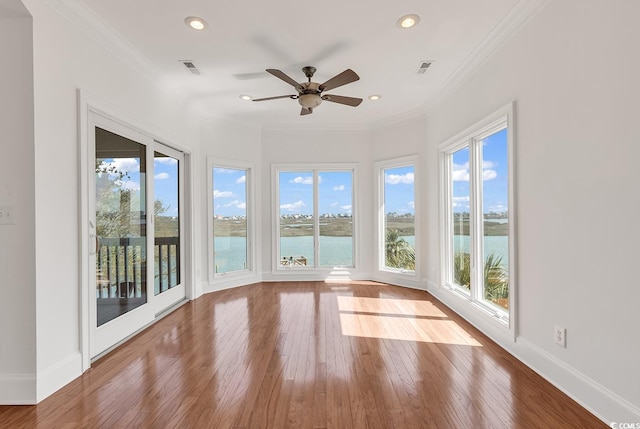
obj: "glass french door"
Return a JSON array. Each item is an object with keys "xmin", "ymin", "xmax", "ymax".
[{"xmin": 89, "ymin": 113, "xmax": 185, "ymax": 358}]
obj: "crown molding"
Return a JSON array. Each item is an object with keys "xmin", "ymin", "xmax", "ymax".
[
  {"xmin": 45, "ymin": 0, "xmax": 161, "ymax": 82},
  {"xmin": 422, "ymin": 0, "xmax": 551, "ymax": 116}
]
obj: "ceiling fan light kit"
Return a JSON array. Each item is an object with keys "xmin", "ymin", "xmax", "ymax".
[{"xmin": 253, "ymin": 66, "xmax": 362, "ymax": 116}]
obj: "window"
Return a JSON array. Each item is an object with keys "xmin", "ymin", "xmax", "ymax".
[
  {"xmin": 375, "ymin": 156, "xmax": 417, "ymax": 274},
  {"xmin": 440, "ymin": 103, "xmax": 514, "ymax": 324},
  {"xmin": 275, "ymin": 166, "xmax": 355, "ymax": 269},
  {"xmin": 208, "ymin": 158, "xmax": 254, "ymax": 279}
]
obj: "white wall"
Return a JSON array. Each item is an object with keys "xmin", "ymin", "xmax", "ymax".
[
  {"xmin": 0, "ymin": 8, "xmax": 36, "ymax": 403},
  {"xmin": 200, "ymin": 117, "xmax": 262, "ymax": 292},
  {"xmin": 370, "ymin": 116, "xmax": 427, "ymax": 288},
  {"xmin": 423, "ymin": 0, "xmax": 640, "ymax": 422},
  {"xmin": 21, "ymin": 0, "xmax": 201, "ymax": 401},
  {"xmin": 4, "ymin": 0, "xmax": 638, "ymax": 423},
  {"xmin": 260, "ymin": 129, "xmax": 373, "ymax": 281}
]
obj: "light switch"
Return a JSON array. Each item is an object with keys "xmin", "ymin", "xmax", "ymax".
[{"xmin": 0, "ymin": 205, "xmax": 15, "ymax": 225}]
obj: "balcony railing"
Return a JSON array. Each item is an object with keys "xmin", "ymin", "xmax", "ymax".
[{"xmin": 96, "ymin": 236, "xmax": 179, "ymax": 299}]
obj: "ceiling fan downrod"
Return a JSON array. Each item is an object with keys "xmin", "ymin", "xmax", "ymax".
[{"xmin": 302, "ymin": 66, "xmax": 316, "ymax": 82}]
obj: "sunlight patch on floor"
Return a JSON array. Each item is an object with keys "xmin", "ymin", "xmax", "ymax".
[
  {"xmin": 337, "ymin": 296, "xmax": 449, "ymax": 318},
  {"xmin": 339, "ymin": 313, "xmax": 482, "ymax": 346},
  {"xmin": 337, "ymin": 296, "xmax": 482, "ymax": 346}
]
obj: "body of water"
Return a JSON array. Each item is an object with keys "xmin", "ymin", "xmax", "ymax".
[
  {"xmin": 453, "ymin": 235, "xmax": 509, "ymax": 267},
  {"xmin": 214, "ymin": 235, "xmax": 508, "ymax": 273}
]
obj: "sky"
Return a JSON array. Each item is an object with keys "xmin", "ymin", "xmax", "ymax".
[
  {"xmin": 211, "ymin": 167, "xmax": 417, "ymax": 218},
  {"xmin": 383, "ymin": 166, "xmax": 415, "ymax": 216},
  {"xmin": 98, "ymin": 155, "xmax": 180, "ymax": 217},
  {"xmin": 102, "ymin": 127, "xmax": 506, "ymax": 220},
  {"xmin": 452, "ymin": 127, "xmax": 508, "ymax": 214},
  {"xmin": 212, "ymin": 167, "xmax": 247, "ymax": 217}
]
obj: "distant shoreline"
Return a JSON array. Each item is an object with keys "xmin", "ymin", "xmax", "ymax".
[{"xmin": 213, "ymin": 216, "xmax": 508, "ymax": 237}]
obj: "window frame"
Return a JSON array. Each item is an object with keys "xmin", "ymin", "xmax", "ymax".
[
  {"xmin": 439, "ymin": 102, "xmax": 516, "ymax": 329},
  {"xmin": 272, "ymin": 163, "xmax": 357, "ymax": 273},
  {"xmin": 374, "ymin": 155, "xmax": 419, "ymax": 277},
  {"xmin": 207, "ymin": 157, "xmax": 256, "ymax": 282}
]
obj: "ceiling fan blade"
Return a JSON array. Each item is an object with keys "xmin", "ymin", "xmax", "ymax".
[
  {"xmin": 319, "ymin": 69, "xmax": 360, "ymax": 92},
  {"xmin": 266, "ymin": 69, "xmax": 302, "ymax": 90},
  {"xmin": 300, "ymin": 107, "xmax": 313, "ymax": 116},
  {"xmin": 321, "ymin": 94, "xmax": 363, "ymax": 107},
  {"xmin": 252, "ymin": 95, "xmax": 297, "ymax": 102}
]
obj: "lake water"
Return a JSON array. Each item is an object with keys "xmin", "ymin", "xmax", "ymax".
[{"xmin": 214, "ymin": 235, "xmax": 508, "ymax": 273}]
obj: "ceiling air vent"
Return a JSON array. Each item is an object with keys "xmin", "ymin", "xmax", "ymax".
[
  {"xmin": 417, "ymin": 61, "xmax": 433, "ymax": 74},
  {"xmin": 180, "ymin": 60, "xmax": 200, "ymax": 75}
]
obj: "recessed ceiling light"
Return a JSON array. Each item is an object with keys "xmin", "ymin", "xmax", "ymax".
[
  {"xmin": 184, "ymin": 16, "xmax": 207, "ymax": 30},
  {"xmin": 397, "ymin": 14, "xmax": 420, "ymax": 29},
  {"xmin": 368, "ymin": 95, "xmax": 382, "ymax": 101},
  {"xmin": 239, "ymin": 95, "xmax": 252, "ymax": 101}
]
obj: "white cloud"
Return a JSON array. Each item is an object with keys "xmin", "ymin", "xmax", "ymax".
[
  {"xmin": 215, "ymin": 168, "xmax": 238, "ymax": 174},
  {"xmin": 385, "ymin": 172, "xmax": 414, "ymax": 185},
  {"xmin": 483, "ymin": 161, "xmax": 496, "ymax": 169},
  {"xmin": 280, "ymin": 200, "xmax": 306, "ymax": 211},
  {"xmin": 483, "ymin": 169, "xmax": 497, "ymax": 181},
  {"xmin": 224, "ymin": 200, "xmax": 246, "ymax": 209},
  {"xmin": 155, "ymin": 157, "xmax": 177, "ymax": 165},
  {"xmin": 154, "ymin": 172, "xmax": 170, "ymax": 180},
  {"xmin": 333, "ymin": 184, "xmax": 345, "ymax": 191},
  {"xmin": 236, "ymin": 175, "xmax": 246, "ymax": 184},
  {"xmin": 452, "ymin": 163, "xmax": 469, "ymax": 182},
  {"xmin": 408, "ymin": 201, "xmax": 415, "ymax": 209},
  {"xmin": 488, "ymin": 203, "xmax": 508, "ymax": 212},
  {"xmin": 452, "ymin": 162, "xmax": 497, "ymax": 181},
  {"xmin": 330, "ymin": 202, "xmax": 338, "ymax": 207},
  {"xmin": 452, "ymin": 195, "xmax": 470, "ymax": 209},
  {"xmin": 120, "ymin": 180, "xmax": 140, "ymax": 191},
  {"xmin": 290, "ymin": 176, "xmax": 313, "ymax": 185},
  {"xmin": 213, "ymin": 190, "xmax": 233, "ymax": 199},
  {"xmin": 110, "ymin": 158, "xmax": 140, "ymax": 174},
  {"xmin": 341, "ymin": 204, "xmax": 352, "ymax": 211}
]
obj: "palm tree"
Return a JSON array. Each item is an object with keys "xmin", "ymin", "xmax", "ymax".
[
  {"xmin": 453, "ymin": 252, "xmax": 509, "ymax": 308},
  {"xmin": 385, "ymin": 229, "xmax": 415, "ymax": 270}
]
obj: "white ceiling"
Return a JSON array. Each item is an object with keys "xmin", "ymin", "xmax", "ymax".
[{"xmin": 72, "ymin": 0, "xmax": 531, "ymax": 128}]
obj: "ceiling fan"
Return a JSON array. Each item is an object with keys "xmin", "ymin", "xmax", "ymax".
[{"xmin": 252, "ymin": 66, "xmax": 362, "ymax": 116}]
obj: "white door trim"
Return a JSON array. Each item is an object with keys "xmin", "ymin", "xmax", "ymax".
[{"xmin": 78, "ymin": 90, "xmax": 194, "ymax": 371}]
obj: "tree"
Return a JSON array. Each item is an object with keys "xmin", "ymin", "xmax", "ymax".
[
  {"xmin": 385, "ymin": 228, "xmax": 415, "ymax": 270},
  {"xmin": 95, "ymin": 160, "xmax": 135, "ymax": 238},
  {"xmin": 453, "ymin": 251, "xmax": 509, "ymax": 308}
]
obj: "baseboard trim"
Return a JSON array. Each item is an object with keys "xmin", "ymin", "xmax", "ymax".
[
  {"xmin": 0, "ymin": 373, "xmax": 36, "ymax": 404},
  {"xmin": 425, "ymin": 279, "xmax": 639, "ymax": 424},
  {"xmin": 37, "ymin": 352, "xmax": 83, "ymax": 402},
  {"xmin": 513, "ymin": 337, "xmax": 640, "ymax": 425}
]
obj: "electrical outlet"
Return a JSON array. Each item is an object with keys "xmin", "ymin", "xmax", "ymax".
[{"xmin": 554, "ymin": 325, "xmax": 566, "ymax": 348}]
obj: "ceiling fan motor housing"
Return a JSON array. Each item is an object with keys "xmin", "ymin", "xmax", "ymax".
[{"xmin": 298, "ymin": 82, "xmax": 322, "ymax": 109}]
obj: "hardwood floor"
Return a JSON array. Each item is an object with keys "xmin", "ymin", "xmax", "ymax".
[{"xmin": 0, "ymin": 281, "xmax": 605, "ymax": 428}]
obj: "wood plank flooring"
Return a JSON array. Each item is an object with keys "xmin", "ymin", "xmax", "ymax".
[{"xmin": 0, "ymin": 281, "xmax": 606, "ymax": 428}]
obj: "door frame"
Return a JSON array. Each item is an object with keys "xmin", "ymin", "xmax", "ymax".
[{"xmin": 78, "ymin": 90, "xmax": 194, "ymax": 371}]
